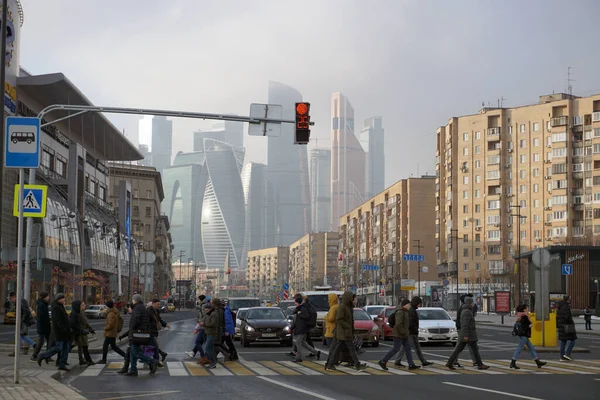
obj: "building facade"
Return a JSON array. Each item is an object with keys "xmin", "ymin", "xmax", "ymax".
[
  {"xmin": 246, "ymin": 247, "xmax": 290, "ymax": 300},
  {"xmin": 138, "ymin": 116, "xmax": 173, "ymax": 174},
  {"xmin": 289, "ymin": 232, "xmax": 340, "ymax": 294},
  {"xmin": 310, "ymin": 148, "xmax": 331, "ymax": 233},
  {"xmin": 435, "ymin": 93, "xmax": 600, "ymax": 302},
  {"xmin": 360, "ymin": 116, "xmax": 385, "ymax": 198},
  {"xmin": 267, "ymin": 81, "xmax": 311, "ymax": 245},
  {"xmin": 241, "ymin": 162, "xmax": 276, "ymax": 256},
  {"xmin": 338, "ymin": 176, "xmax": 437, "ymax": 301},
  {"xmin": 331, "ymin": 92, "xmax": 365, "ymax": 231}
]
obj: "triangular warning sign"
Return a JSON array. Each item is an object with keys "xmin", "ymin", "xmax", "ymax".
[{"xmin": 23, "ymin": 190, "xmax": 41, "ymax": 210}]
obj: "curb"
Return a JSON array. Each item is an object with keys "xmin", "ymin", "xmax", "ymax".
[
  {"xmin": 46, "ymin": 370, "xmax": 87, "ymax": 400},
  {"xmin": 478, "ymin": 321, "xmax": 600, "ymax": 336}
]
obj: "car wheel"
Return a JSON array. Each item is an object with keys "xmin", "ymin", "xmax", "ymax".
[
  {"xmin": 12, "ymin": 139, "xmax": 17, "ymax": 144},
  {"xmin": 27, "ymin": 139, "xmax": 32, "ymax": 144},
  {"xmin": 371, "ymin": 342, "xmax": 379, "ymax": 347},
  {"xmin": 242, "ymin": 334, "xmax": 250, "ymax": 348}
]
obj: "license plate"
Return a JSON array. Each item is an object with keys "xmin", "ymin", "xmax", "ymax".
[
  {"xmin": 433, "ymin": 335, "xmax": 447, "ymax": 339},
  {"xmin": 262, "ymin": 333, "xmax": 277, "ymax": 338}
]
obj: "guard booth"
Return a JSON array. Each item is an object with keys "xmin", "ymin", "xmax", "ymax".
[{"xmin": 516, "ymin": 246, "xmax": 600, "ymax": 310}]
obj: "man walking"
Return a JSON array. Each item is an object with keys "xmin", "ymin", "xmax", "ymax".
[
  {"xmin": 30, "ymin": 291, "xmax": 51, "ymax": 362},
  {"xmin": 97, "ymin": 300, "xmax": 127, "ymax": 364},
  {"xmin": 187, "ymin": 295, "xmax": 209, "ymax": 363},
  {"xmin": 325, "ymin": 291, "xmax": 367, "ymax": 371},
  {"xmin": 201, "ymin": 301, "xmax": 220, "ymax": 368},
  {"xmin": 291, "ymin": 295, "xmax": 320, "ymax": 363},
  {"xmin": 37, "ymin": 293, "xmax": 71, "ymax": 371},
  {"xmin": 446, "ymin": 297, "xmax": 489, "ymax": 370},
  {"xmin": 148, "ymin": 298, "xmax": 170, "ymax": 366},
  {"xmin": 8, "ymin": 291, "xmax": 36, "ymax": 357},
  {"xmin": 125, "ymin": 294, "xmax": 158, "ymax": 376},
  {"xmin": 378, "ymin": 299, "xmax": 421, "ymax": 370},
  {"xmin": 394, "ymin": 296, "xmax": 433, "ymax": 367}
]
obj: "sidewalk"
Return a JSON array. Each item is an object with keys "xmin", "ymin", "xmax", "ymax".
[
  {"xmin": 472, "ymin": 312, "xmax": 600, "ymax": 335},
  {"xmin": 0, "ymin": 333, "xmax": 127, "ymax": 355},
  {"xmin": 0, "ymin": 353, "xmax": 86, "ymax": 400}
]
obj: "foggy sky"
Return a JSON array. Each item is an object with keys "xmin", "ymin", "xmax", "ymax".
[{"xmin": 20, "ymin": 0, "xmax": 600, "ymax": 186}]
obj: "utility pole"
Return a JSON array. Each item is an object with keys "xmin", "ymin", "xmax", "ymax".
[
  {"xmin": 510, "ymin": 205, "xmax": 525, "ymax": 304},
  {"xmin": 450, "ymin": 229, "xmax": 459, "ymax": 311},
  {"xmin": 178, "ymin": 250, "xmax": 185, "ymax": 309},
  {"xmin": 0, "ymin": 0, "xmax": 8, "ymax": 265},
  {"xmin": 413, "ymin": 239, "xmax": 424, "ymax": 297}
]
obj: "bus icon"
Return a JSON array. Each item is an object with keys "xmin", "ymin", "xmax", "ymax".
[{"xmin": 11, "ymin": 131, "xmax": 35, "ymax": 144}]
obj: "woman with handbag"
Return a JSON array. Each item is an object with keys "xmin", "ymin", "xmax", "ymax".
[
  {"xmin": 70, "ymin": 301, "xmax": 96, "ymax": 366},
  {"xmin": 556, "ymin": 295, "xmax": 577, "ymax": 361},
  {"xmin": 510, "ymin": 304, "xmax": 546, "ymax": 369}
]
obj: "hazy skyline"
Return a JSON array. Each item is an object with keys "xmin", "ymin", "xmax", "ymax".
[{"xmin": 20, "ymin": 0, "xmax": 600, "ymax": 186}]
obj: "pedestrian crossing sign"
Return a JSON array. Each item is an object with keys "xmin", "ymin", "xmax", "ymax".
[{"xmin": 13, "ymin": 184, "xmax": 48, "ymax": 218}]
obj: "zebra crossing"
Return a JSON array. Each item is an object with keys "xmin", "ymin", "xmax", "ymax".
[{"xmin": 79, "ymin": 358, "xmax": 600, "ymax": 378}]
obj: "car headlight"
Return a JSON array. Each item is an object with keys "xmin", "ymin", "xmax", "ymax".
[
  {"xmin": 371, "ymin": 325, "xmax": 379, "ymax": 332},
  {"xmin": 419, "ymin": 328, "xmax": 427, "ymax": 333},
  {"xmin": 450, "ymin": 328, "xmax": 456, "ymax": 333},
  {"xmin": 245, "ymin": 325, "xmax": 255, "ymax": 332},
  {"xmin": 283, "ymin": 326, "xmax": 291, "ymax": 332}
]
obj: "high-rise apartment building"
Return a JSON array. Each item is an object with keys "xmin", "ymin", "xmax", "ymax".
[
  {"xmin": 246, "ymin": 247, "xmax": 290, "ymax": 299},
  {"xmin": 310, "ymin": 149, "xmax": 331, "ymax": 233},
  {"xmin": 361, "ymin": 116, "xmax": 385, "ymax": 198},
  {"xmin": 436, "ymin": 93, "xmax": 600, "ymax": 300},
  {"xmin": 338, "ymin": 176, "xmax": 436, "ymax": 302},
  {"xmin": 289, "ymin": 232, "xmax": 340, "ymax": 293},
  {"xmin": 331, "ymin": 93, "xmax": 365, "ymax": 231},
  {"xmin": 267, "ymin": 81, "xmax": 311, "ymax": 245},
  {"xmin": 138, "ymin": 116, "xmax": 173, "ymax": 174}
]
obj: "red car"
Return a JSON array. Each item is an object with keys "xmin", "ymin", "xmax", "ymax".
[
  {"xmin": 353, "ymin": 308, "xmax": 380, "ymax": 347},
  {"xmin": 374, "ymin": 306, "xmax": 396, "ymax": 341}
]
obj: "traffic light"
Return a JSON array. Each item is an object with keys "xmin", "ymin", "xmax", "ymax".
[{"xmin": 295, "ymin": 102, "xmax": 311, "ymax": 144}]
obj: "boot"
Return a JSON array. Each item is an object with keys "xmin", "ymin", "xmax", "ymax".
[
  {"xmin": 197, "ymin": 356, "xmax": 209, "ymax": 365},
  {"xmin": 535, "ymin": 359, "xmax": 547, "ymax": 368},
  {"xmin": 232, "ymin": 350, "xmax": 239, "ymax": 361},
  {"xmin": 118, "ymin": 360, "xmax": 130, "ymax": 374},
  {"xmin": 509, "ymin": 359, "xmax": 520, "ymax": 369}
]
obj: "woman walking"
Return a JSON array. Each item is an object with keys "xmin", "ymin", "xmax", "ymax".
[
  {"xmin": 70, "ymin": 301, "xmax": 96, "ymax": 366},
  {"xmin": 510, "ymin": 304, "xmax": 546, "ymax": 369},
  {"xmin": 556, "ymin": 295, "xmax": 577, "ymax": 361}
]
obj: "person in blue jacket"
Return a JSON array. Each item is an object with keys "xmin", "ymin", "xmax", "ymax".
[{"xmin": 223, "ymin": 301, "xmax": 238, "ymax": 360}]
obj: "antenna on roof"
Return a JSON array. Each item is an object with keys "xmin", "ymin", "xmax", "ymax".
[
  {"xmin": 500, "ymin": 97, "xmax": 506, "ymax": 107},
  {"xmin": 567, "ymin": 67, "xmax": 574, "ymax": 95}
]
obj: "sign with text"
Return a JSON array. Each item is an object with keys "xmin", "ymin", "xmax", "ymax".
[{"xmin": 495, "ymin": 291, "xmax": 511, "ymax": 314}]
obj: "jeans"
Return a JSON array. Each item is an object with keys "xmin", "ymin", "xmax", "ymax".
[
  {"xmin": 447, "ymin": 341, "xmax": 483, "ymax": 366},
  {"xmin": 32, "ymin": 333, "xmax": 50, "ymax": 358},
  {"xmin": 327, "ymin": 339, "xmax": 360, "ymax": 368},
  {"xmin": 20, "ymin": 334, "xmax": 35, "ymax": 347},
  {"xmin": 382, "ymin": 337, "xmax": 414, "ymax": 365},
  {"xmin": 512, "ymin": 336, "xmax": 538, "ymax": 360},
  {"xmin": 397, "ymin": 334, "xmax": 427, "ymax": 364},
  {"xmin": 193, "ymin": 330, "xmax": 206, "ymax": 357},
  {"xmin": 585, "ymin": 319, "xmax": 592, "ymax": 330},
  {"xmin": 293, "ymin": 333, "xmax": 317, "ymax": 361},
  {"xmin": 560, "ymin": 339, "xmax": 576, "ymax": 357},
  {"xmin": 205, "ymin": 335, "xmax": 217, "ymax": 364},
  {"xmin": 151, "ymin": 336, "xmax": 160, "ymax": 360},
  {"xmin": 40, "ymin": 340, "xmax": 70, "ymax": 368},
  {"xmin": 129, "ymin": 344, "xmax": 155, "ymax": 373},
  {"xmin": 101, "ymin": 337, "xmax": 127, "ymax": 361}
]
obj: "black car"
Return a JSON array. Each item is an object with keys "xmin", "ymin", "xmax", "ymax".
[{"xmin": 240, "ymin": 307, "xmax": 292, "ymax": 347}]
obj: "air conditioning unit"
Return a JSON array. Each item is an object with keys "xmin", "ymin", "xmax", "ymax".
[
  {"xmin": 508, "ymin": 149, "xmax": 513, "ymax": 153},
  {"xmin": 494, "ymin": 224, "xmax": 500, "ymax": 227},
  {"xmin": 545, "ymin": 222, "xmax": 552, "ymax": 226},
  {"xmin": 475, "ymin": 227, "xmax": 482, "ymax": 231},
  {"xmin": 545, "ymin": 160, "xmax": 551, "ymax": 164},
  {"xmin": 536, "ymin": 238, "xmax": 542, "ymax": 242},
  {"xmin": 546, "ymin": 237, "xmax": 553, "ymax": 241},
  {"xmin": 544, "ymin": 206, "xmax": 552, "ymax": 210},
  {"xmin": 546, "ymin": 144, "xmax": 552, "ymax": 148},
  {"xmin": 545, "ymin": 176, "xmax": 551, "ymax": 180}
]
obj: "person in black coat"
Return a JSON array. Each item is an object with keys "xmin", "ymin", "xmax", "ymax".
[
  {"xmin": 125, "ymin": 294, "xmax": 157, "ymax": 376},
  {"xmin": 30, "ymin": 292, "xmax": 51, "ymax": 361},
  {"xmin": 395, "ymin": 296, "xmax": 433, "ymax": 367},
  {"xmin": 556, "ymin": 295, "xmax": 577, "ymax": 360},
  {"xmin": 510, "ymin": 304, "xmax": 546, "ymax": 369},
  {"xmin": 147, "ymin": 299, "xmax": 169, "ymax": 365},
  {"xmin": 37, "ymin": 293, "xmax": 72, "ymax": 371}
]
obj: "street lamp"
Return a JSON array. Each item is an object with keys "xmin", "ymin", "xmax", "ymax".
[
  {"xmin": 595, "ymin": 279, "xmax": 600, "ymax": 316},
  {"xmin": 413, "ymin": 239, "xmax": 424, "ymax": 297},
  {"xmin": 510, "ymin": 205, "xmax": 526, "ymax": 304},
  {"xmin": 178, "ymin": 250, "xmax": 186, "ymax": 309}
]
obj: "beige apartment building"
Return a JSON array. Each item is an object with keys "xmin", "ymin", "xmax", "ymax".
[
  {"xmin": 338, "ymin": 176, "xmax": 437, "ymax": 300},
  {"xmin": 289, "ymin": 232, "xmax": 340, "ymax": 293},
  {"xmin": 436, "ymin": 93, "xmax": 600, "ymax": 297},
  {"xmin": 247, "ymin": 247, "xmax": 290, "ymax": 299}
]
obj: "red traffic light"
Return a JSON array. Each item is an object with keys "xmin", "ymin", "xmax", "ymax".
[
  {"xmin": 295, "ymin": 102, "xmax": 311, "ymax": 144},
  {"xmin": 296, "ymin": 103, "xmax": 309, "ymax": 116}
]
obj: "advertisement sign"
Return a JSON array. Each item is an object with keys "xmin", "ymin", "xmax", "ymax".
[
  {"xmin": 430, "ymin": 285, "xmax": 443, "ymax": 307},
  {"xmin": 2, "ymin": 0, "xmax": 22, "ymax": 115},
  {"xmin": 495, "ymin": 291, "xmax": 511, "ymax": 314},
  {"xmin": 400, "ymin": 279, "xmax": 416, "ymax": 291}
]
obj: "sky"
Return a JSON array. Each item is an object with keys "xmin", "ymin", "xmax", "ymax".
[{"xmin": 18, "ymin": 0, "xmax": 600, "ymax": 187}]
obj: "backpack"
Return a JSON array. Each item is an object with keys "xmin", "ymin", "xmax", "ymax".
[
  {"xmin": 512, "ymin": 321, "xmax": 522, "ymax": 336},
  {"xmin": 307, "ymin": 304, "xmax": 317, "ymax": 328},
  {"xmin": 117, "ymin": 314, "xmax": 124, "ymax": 333},
  {"xmin": 388, "ymin": 311, "xmax": 396, "ymax": 328}
]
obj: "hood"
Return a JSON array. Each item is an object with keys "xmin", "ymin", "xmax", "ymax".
[
  {"xmin": 36, "ymin": 298, "xmax": 48, "ymax": 307},
  {"xmin": 212, "ymin": 298, "xmax": 223, "ymax": 309},
  {"xmin": 106, "ymin": 307, "xmax": 119, "ymax": 316},
  {"xmin": 72, "ymin": 301, "xmax": 82, "ymax": 314},
  {"xmin": 341, "ymin": 291, "xmax": 354, "ymax": 307},
  {"xmin": 419, "ymin": 319, "xmax": 457, "ymax": 329},
  {"xmin": 410, "ymin": 296, "xmax": 422, "ymax": 308},
  {"xmin": 246, "ymin": 319, "xmax": 289, "ymax": 329},
  {"xmin": 328, "ymin": 293, "xmax": 338, "ymax": 307}
]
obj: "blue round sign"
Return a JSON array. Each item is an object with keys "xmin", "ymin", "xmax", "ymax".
[
  {"xmin": 283, "ymin": 283, "xmax": 290, "ymax": 290},
  {"xmin": 443, "ymin": 279, "xmax": 449, "ymax": 286}
]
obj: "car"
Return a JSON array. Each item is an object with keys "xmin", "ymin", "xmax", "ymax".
[
  {"xmin": 300, "ymin": 290, "xmax": 343, "ymax": 337},
  {"xmin": 374, "ymin": 306, "xmax": 396, "ymax": 340},
  {"xmin": 239, "ymin": 307, "xmax": 292, "ymax": 347},
  {"xmin": 226, "ymin": 297, "xmax": 261, "ymax": 313},
  {"xmin": 364, "ymin": 305, "xmax": 386, "ymax": 318},
  {"xmin": 353, "ymin": 308, "xmax": 379, "ymax": 347},
  {"xmin": 284, "ymin": 306, "xmax": 295, "ymax": 324},
  {"xmin": 416, "ymin": 307, "xmax": 458, "ymax": 345},
  {"xmin": 277, "ymin": 300, "xmax": 296, "ymax": 310},
  {"xmin": 167, "ymin": 303, "xmax": 175, "ymax": 312},
  {"xmin": 85, "ymin": 305, "xmax": 108, "ymax": 319},
  {"xmin": 234, "ymin": 307, "xmax": 250, "ymax": 340}
]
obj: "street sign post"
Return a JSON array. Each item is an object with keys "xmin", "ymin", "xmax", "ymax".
[
  {"xmin": 403, "ymin": 254, "xmax": 425, "ymax": 262},
  {"xmin": 561, "ymin": 264, "xmax": 573, "ymax": 275},
  {"xmin": 532, "ymin": 248, "xmax": 552, "ymax": 347},
  {"xmin": 12, "ymin": 184, "xmax": 47, "ymax": 218}
]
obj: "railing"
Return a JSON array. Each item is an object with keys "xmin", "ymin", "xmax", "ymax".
[
  {"xmin": 592, "ymin": 112, "xmax": 600, "ymax": 122},
  {"xmin": 551, "ymin": 116, "xmax": 569, "ymax": 127},
  {"xmin": 487, "ymin": 127, "xmax": 501, "ymax": 136}
]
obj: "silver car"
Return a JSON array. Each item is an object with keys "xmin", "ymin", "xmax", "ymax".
[{"xmin": 85, "ymin": 305, "xmax": 108, "ymax": 319}]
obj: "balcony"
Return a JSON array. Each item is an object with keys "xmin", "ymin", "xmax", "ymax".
[
  {"xmin": 551, "ymin": 116, "xmax": 569, "ymax": 127},
  {"xmin": 487, "ymin": 127, "xmax": 501, "ymax": 137},
  {"xmin": 490, "ymin": 267, "xmax": 509, "ymax": 275}
]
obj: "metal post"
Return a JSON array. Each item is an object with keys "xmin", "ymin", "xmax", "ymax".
[
  {"xmin": 13, "ymin": 168, "xmax": 24, "ymax": 384},
  {"xmin": 541, "ymin": 261, "xmax": 545, "ymax": 347},
  {"xmin": 23, "ymin": 169, "xmax": 36, "ymax": 303},
  {"xmin": 127, "ymin": 238, "xmax": 132, "ymax": 301},
  {"xmin": 116, "ymin": 229, "xmax": 122, "ymax": 296},
  {"xmin": 451, "ymin": 229, "xmax": 459, "ymax": 311},
  {"xmin": 413, "ymin": 239, "xmax": 423, "ymax": 297},
  {"xmin": 0, "ymin": 0, "xmax": 8, "ymax": 262},
  {"xmin": 137, "ymin": 245, "xmax": 141, "ymax": 294}
]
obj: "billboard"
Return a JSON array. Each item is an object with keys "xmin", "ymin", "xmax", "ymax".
[
  {"xmin": 2, "ymin": 0, "xmax": 22, "ymax": 115},
  {"xmin": 430, "ymin": 285, "xmax": 443, "ymax": 307},
  {"xmin": 495, "ymin": 291, "xmax": 511, "ymax": 314}
]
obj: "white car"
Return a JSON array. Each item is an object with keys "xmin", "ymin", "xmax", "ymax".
[
  {"xmin": 234, "ymin": 307, "xmax": 250, "ymax": 340},
  {"xmin": 416, "ymin": 307, "xmax": 458, "ymax": 345}
]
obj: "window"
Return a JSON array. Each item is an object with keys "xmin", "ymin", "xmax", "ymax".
[
  {"xmin": 553, "ymin": 211, "xmax": 567, "ymax": 220},
  {"xmin": 463, "ymin": 219, "xmax": 469, "ymax": 227},
  {"xmin": 520, "ymin": 154, "xmax": 526, "ymax": 163},
  {"xmin": 573, "ymin": 164, "xmax": 584, "ymax": 172},
  {"xmin": 533, "ymin": 184, "xmax": 539, "ymax": 193},
  {"xmin": 520, "ymin": 139, "xmax": 527, "ymax": 148},
  {"xmin": 475, "ymin": 204, "xmax": 481, "ymax": 213},
  {"xmin": 533, "ymin": 138, "xmax": 540, "ymax": 146},
  {"xmin": 520, "ymin": 124, "xmax": 526, "ymax": 133},
  {"xmin": 463, "ymin": 132, "xmax": 469, "ymax": 141},
  {"xmin": 487, "ymin": 215, "xmax": 500, "ymax": 224},
  {"xmin": 463, "ymin": 205, "xmax": 469, "ymax": 213},
  {"xmin": 553, "ymin": 179, "xmax": 568, "ymax": 189},
  {"xmin": 463, "ymin": 263, "xmax": 469, "ymax": 272},
  {"xmin": 573, "ymin": 147, "xmax": 583, "ymax": 156},
  {"xmin": 521, "ymin": 231, "xmax": 527, "ymax": 239},
  {"xmin": 534, "ymin": 199, "xmax": 540, "ymax": 208},
  {"xmin": 463, "ymin": 249, "xmax": 468, "ymax": 257},
  {"xmin": 533, "ymin": 153, "xmax": 540, "ymax": 162},
  {"xmin": 508, "ymin": 126, "xmax": 513, "ymax": 135},
  {"xmin": 475, "ymin": 175, "xmax": 481, "ymax": 183},
  {"xmin": 475, "ymin": 160, "xmax": 481, "ymax": 168},
  {"xmin": 552, "ymin": 132, "xmax": 567, "ymax": 142},
  {"xmin": 487, "ymin": 170, "xmax": 500, "ymax": 179},
  {"xmin": 488, "ymin": 155, "xmax": 500, "ymax": 164},
  {"xmin": 42, "ymin": 149, "xmax": 53, "ymax": 170},
  {"xmin": 475, "ymin": 189, "xmax": 481, "ymax": 198},
  {"xmin": 146, "ymin": 190, "xmax": 152, "ymax": 199},
  {"xmin": 534, "ymin": 214, "xmax": 540, "ymax": 223},
  {"xmin": 475, "ymin": 233, "xmax": 481, "ymax": 242},
  {"xmin": 475, "ymin": 145, "xmax": 481, "ymax": 154},
  {"xmin": 508, "ymin": 171, "xmax": 513, "ymax": 180},
  {"xmin": 552, "ymin": 195, "xmax": 568, "ymax": 205},
  {"xmin": 487, "ymin": 230, "xmax": 501, "ymax": 240},
  {"xmin": 533, "ymin": 168, "xmax": 539, "ymax": 177},
  {"xmin": 520, "ymin": 170, "xmax": 526, "ymax": 179},
  {"xmin": 533, "ymin": 122, "xmax": 540, "ymax": 132},
  {"xmin": 594, "ymin": 144, "xmax": 600, "ymax": 154},
  {"xmin": 146, "ymin": 225, "xmax": 151, "ymax": 234},
  {"xmin": 552, "ymin": 163, "xmax": 567, "ymax": 174},
  {"xmin": 133, "ymin": 189, "xmax": 139, "ymax": 198},
  {"xmin": 463, "ymin": 147, "xmax": 468, "ymax": 156},
  {"xmin": 463, "ymin": 176, "xmax": 469, "ymax": 184},
  {"xmin": 594, "ymin": 176, "xmax": 600, "ymax": 186},
  {"xmin": 474, "ymin": 248, "xmax": 481, "ymax": 257},
  {"xmin": 488, "ymin": 245, "xmax": 501, "ymax": 254},
  {"xmin": 476, "ymin": 263, "xmax": 481, "ymax": 271},
  {"xmin": 463, "ymin": 191, "xmax": 469, "ymax": 199},
  {"xmin": 463, "ymin": 234, "xmax": 468, "ymax": 243},
  {"xmin": 553, "ymin": 148, "xmax": 567, "ymax": 158},
  {"xmin": 133, "ymin": 206, "xmax": 140, "ymax": 217},
  {"xmin": 553, "ymin": 227, "xmax": 567, "ymax": 237},
  {"xmin": 488, "ymin": 200, "xmax": 500, "ymax": 209},
  {"xmin": 145, "ymin": 207, "xmax": 152, "ymax": 217},
  {"xmin": 520, "ymin": 200, "xmax": 527, "ymax": 208},
  {"xmin": 594, "ymin": 193, "xmax": 600, "ymax": 203},
  {"xmin": 520, "ymin": 185, "xmax": 527, "ymax": 193},
  {"xmin": 475, "ymin": 131, "xmax": 481, "ymax": 139},
  {"xmin": 573, "ymin": 115, "xmax": 583, "ymax": 125},
  {"xmin": 594, "ymin": 128, "xmax": 600, "ymax": 138}
]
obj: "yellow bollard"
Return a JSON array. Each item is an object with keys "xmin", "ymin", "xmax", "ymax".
[{"xmin": 529, "ymin": 312, "xmax": 557, "ymax": 347}]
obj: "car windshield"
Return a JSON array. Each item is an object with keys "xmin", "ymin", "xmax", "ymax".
[
  {"xmin": 247, "ymin": 308, "xmax": 285, "ymax": 320},
  {"xmin": 366, "ymin": 306, "xmax": 384, "ymax": 316},
  {"xmin": 237, "ymin": 309, "xmax": 248, "ymax": 320},
  {"xmin": 88, "ymin": 306, "xmax": 100, "ymax": 310},
  {"xmin": 278, "ymin": 301, "xmax": 295, "ymax": 310},
  {"xmin": 229, "ymin": 299, "xmax": 261, "ymax": 311},
  {"xmin": 353, "ymin": 309, "xmax": 372, "ymax": 321},
  {"xmin": 385, "ymin": 308, "xmax": 395, "ymax": 318},
  {"xmin": 417, "ymin": 309, "xmax": 451, "ymax": 320},
  {"xmin": 306, "ymin": 295, "xmax": 332, "ymax": 311},
  {"xmin": 286, "ymin": 306, "xmax": 295, "ymax": 316}
]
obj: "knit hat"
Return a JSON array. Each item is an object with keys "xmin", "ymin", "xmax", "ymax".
[
  {"xmin": 464, "ymin": 297, "xmax": 475, "ymax": 307},
  {"xmin": 204, "ymin": 302, "xmax": 212, "ymax": 309},
  {"xmin": 105, "ymin": 300, "xmax": 114, "ymax": 308},
  {"xmin": 55, "ymin": 293, "xmax": 65, "ymax": 301},
  {"xmin": 132, "ymin": 294, "xmax": 143, "ymax": 303},
  {"xmin": 39, "ymin": 291, "xmax": 49, "ymax": 300}
]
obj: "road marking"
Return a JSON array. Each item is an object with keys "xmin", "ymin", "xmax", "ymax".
[
  {"xmin": 257, "ymin": 376, "xmax": 338, "ymax": 400},
  {"xmin": 95, "ymin": 391, "xmax": 181, "ymax": 400},
  {"xmin": 518, "ymin": 360, "xmax": 594, "ymax": 374},
  {"xmin": 166, "ymin": 361, "xmax": 188, "ymax": 376},
  {"xmin": 224, "ymin": 361, "xmax": 254, "ymax": 376},
  {"xmin": 442, "ymin": 382, "xmax": 544, "ymax": 400},
  {"xmin": 258, "ymin": 361, "xmax": 301, "ymax": 375},
  {"xmin": 302, "ymin": 361, "xmax": 346, "ymax": 375},
  {"xmin": 238, "ymin": 360, "xmax": 278, "ymax": 376},
  {"xmin": 498, "ymin": 360, "xmax": 571, "ymax": 375},
  {"xmin": 107, "ymin": 362, "xmax": 124, "ymax": 369},
  {"xmin": 209, "ymin": 363, "xmax": 234, "ymax": 376},
  {"xmin": 280, "ymin": 360, "xmax": 324, "ymax": 375},
  {"xmin": 79, "ymin": 364, "xmax": 104, "ymax": 376},
  {"xmin": 543, "ymin": 359, "xmax": 600, "ymax": 372},
  {"xmin": 184, "ymin": 362, "xmax": 211, "ymax": 376}
]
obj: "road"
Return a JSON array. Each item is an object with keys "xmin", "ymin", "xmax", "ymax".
[{"xmin": 61, "ymin": 312, "xmax": 600, "ymax": 400}]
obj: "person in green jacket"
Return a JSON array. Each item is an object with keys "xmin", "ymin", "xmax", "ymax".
[
  {"xmin": 445, "ymin": 297, "xmax": 489, "ymax": 370},
  {"xmin": 324, "ymin": 291, "xmax": 367, "ymax": 371},
  {"xmin": 378, "ymin": 299, "xmax": 420, "ymax": 370},
  {"xmin": 200, "ymin": 302, "xmax": 220, "ymax": 369}
]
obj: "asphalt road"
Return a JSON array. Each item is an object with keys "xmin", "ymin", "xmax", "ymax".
[{"xmin": 61, "ymin": 313, "xmax": 600, "ymax": 400}]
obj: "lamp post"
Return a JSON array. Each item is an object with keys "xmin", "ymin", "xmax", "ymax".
[
  {"xmin": 450, "ymin": 229, "xmax": 459, "ymax": 311},
  {"xmin": 413, "ymin": 239, "xmax": 424, "ymax": 297},
  {"xmin": 178, "ymin": 250, "xmax": 185, "ymax": 309},
  {"xmin": 595, "ymin": 279, "xmax": 600, "ymax": 316},
  {"xmin": 510, "ymin": 205, "xmax": 525, "ymax": 304}
]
